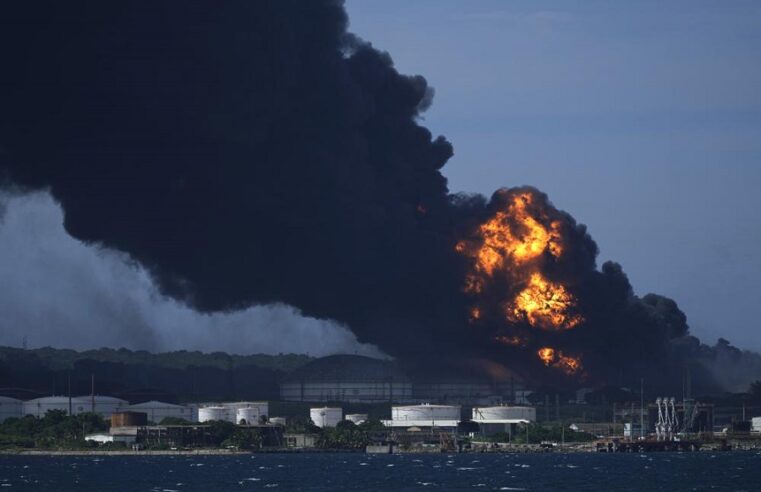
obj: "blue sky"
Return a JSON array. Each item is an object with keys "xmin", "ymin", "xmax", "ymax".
[{"xmin": 346, "ymin": 0, "xmax": 761, "ymax": 350}]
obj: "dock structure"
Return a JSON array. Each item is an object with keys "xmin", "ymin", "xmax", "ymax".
[{"xmin": 596, "ymin": 439, "xmax": 702, "ymax": 453}]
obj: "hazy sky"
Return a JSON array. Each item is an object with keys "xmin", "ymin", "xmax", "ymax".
[{"xmin": 346, "ymin": 0, "xmax": 761, "ymax": 351}]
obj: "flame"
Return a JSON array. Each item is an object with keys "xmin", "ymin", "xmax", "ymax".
[
  {"xmin": 470, "ymin": 193, "xmax": 563, "ymax": 276},
  {"xmin": 537, "ymin": 347, "xmax": 555, "ymax": 366},
  {"xmin": 537, "ymin": 346, "xmax": 582, "ymax": 375},
  {"xmin": 556, "ymin": 353, "xmax": 582, "ymax": 375},
  {"xmin": 508, "ymin": 273, "xmax": 582, "ymax": 330},
  {"xmin": 457, "ymin": 189, "xmax": 582, "ymax": 331},
  {"xmin": 456, "ymin": 188, "xmax": 587, "ymax": 378},
  {"xmin": 496, "ymin": 335, "xmax": 527, "ymax": 346}
]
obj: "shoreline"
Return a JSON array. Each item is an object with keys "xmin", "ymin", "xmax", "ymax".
[{"xmin": 0, "ymin": 446, "xmax": 755, "ymax": 456}]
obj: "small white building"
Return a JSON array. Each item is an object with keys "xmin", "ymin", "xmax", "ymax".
[
  {"xmin": 310, "ymin": 407, "xmax": 342, "ymax": 428},
  {"xmin": 124, "ymin": 401, "xmax": 194, "ymax": 423},
  {"xmin": 752, "ymin": 416, "xmax": 761, "ymax": 433},
  {"xmin": 472, "ymin": 406, "xmax": 535, "ymax": 436},
  {"xmin": 383, "ymin": 404, "xmax": 461, "ymax": 429},
  {"xmin": 75, "ymin": 395, "xmax": 129, "ymax": 418},
  {"xmin": 0, "ymin": 397, "xmax": 23, "ymax": 423},
  {"xmin": 85, "ymin": 433, "xmax": 136, "ymax": 444},
  {"xmin": 22, "ymin": 396, "xmax": 89, "ymax": 418}
]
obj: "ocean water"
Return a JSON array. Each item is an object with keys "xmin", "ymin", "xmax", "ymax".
[{"xmin": 0, "ymin": 452, "xmax": 759, "ymax": 491}]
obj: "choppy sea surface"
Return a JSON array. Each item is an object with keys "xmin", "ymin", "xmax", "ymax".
[{"xmin": 0, "ymin": 452, "xmax": 759, "ymax": 491}]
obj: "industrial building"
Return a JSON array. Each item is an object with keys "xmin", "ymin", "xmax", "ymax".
[
  {"xmin": 310, "ymin": 407, "xmax": 343, "ymax": 428},
  {"xmin": 280, "ymin": 355, "xmax": 412, "ymax": 403},
  {"xmin": 0, "ymin": 396, "xmax": 22, "ymax": 422},
  {"xmin": 382, "ymin": 404, "xmax": 461, "ymax": 430},
  {"xmin": 124, "ymin": 401, "xmax": 195, "ymax": 423},
  {"xmin": 753, "ymin": 417, "xmax": 761, "ymax": 433},
  {"xmin": 471, "ymin": 406, "xmax": 535, "ymax": 436},
  {"xmin": 111, "ymin": 411, "xmax": 148, "ymax": 428}
]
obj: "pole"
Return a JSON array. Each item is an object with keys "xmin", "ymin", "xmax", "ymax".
[
  {"xmin": 68, "ymin": 373, "xmax": 72, "ymax": 416},
  {"xmin": 91, "ymin": 374, "xmax": 95, "ymax": 413},
  {"xmin": 640, "ymin": 378, "xmax": 644, "ymax": 439},
  {"xmin": 630, "ymin": 402, "xmax": 634, "ymax": 442}
]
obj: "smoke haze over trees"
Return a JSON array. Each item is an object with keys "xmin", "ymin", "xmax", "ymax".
[{"xmin": 0, "ymin": 1, "xmax": 758, "ymax": 392}]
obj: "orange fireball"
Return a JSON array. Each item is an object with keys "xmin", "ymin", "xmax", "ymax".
[{"xmin": 508, "ymin": 273, "xmax": 581, "ymax": 330}]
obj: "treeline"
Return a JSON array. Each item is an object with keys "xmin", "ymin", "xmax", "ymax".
[
  {"xmin": 0, "ymin": 410, "xmax": 107, "ymax": 449},
  {"xmin": 0, "ymin": 346, "xmax": 313, "ymax": 403}
]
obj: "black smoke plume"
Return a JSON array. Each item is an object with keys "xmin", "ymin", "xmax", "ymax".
[{"xmin": 0, "ymin": 1, "xmax": 754, "ymax": 393}]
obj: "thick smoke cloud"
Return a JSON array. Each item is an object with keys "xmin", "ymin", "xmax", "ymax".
[
  {"xmin": 0, "ymin": 0, "xmax": 465, "ymax": 359},
  {"xmin": 0, "ymin": 1, "xmax": 756, "ymax": 392}
]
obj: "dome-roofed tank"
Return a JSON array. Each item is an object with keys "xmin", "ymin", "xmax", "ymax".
[
  {"xmin": 285, "ymin": 355, "xmax": 409, "ymax": 383},
  {"xmin": 281, "ymin": 355, "xmax": 412, "ymax": 403},
  {"xmin": 0, "ymin": 396, "xmax": 23, "ymax": 423},
  {"xmin": 23, "ymin": 396, "xmax": 89, "ymax": 418},
  {"xmin": 75, "ymin": 395, "xmax": 129, "ymax": 417}
]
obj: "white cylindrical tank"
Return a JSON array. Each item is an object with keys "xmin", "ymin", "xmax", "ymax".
[
  {"xmin": 0, "ymin": 397, "xmax": 22, "ymax": 423},
  {"xmin": 472, "ymin": 406, "xmax": 536, "ymax": 422},
  {"xmin": 345, "ymin": 413, "xmax": 368, "ymax": 425},
  {"xmin": 310, "ymin": 407, "xmax": 342, "ymax": 428},
  {"xmin": 198, "ymin": 406, "xmax": 228, "ymax": 423},
  {"xmin": 392, "ymin": 404, "xmax": 460, "ymax": 423},
  {"xmin": 269, "ymin": 417, "xmax": 286, "ymax": 426},
  {"xmin": 220, "ymin": 402, "xmax": 268, "ymax": 423},
  {"xmin": 23, "ymin": 396, "xmax": 89, "ymax": 418},
  {"xmin": 236, "ymin": 407, "xmax": 264, "ymax": 425}
]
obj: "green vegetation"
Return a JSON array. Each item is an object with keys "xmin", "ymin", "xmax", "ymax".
[
  {"xmin": 509, "ymin": 423, "xmax": 595, "ymax": 444},
  {"xmin": 315, "ymin": 420, "xmax": 388, "ymax": 450},
  {"xmin": 204, "ymin": 420, "xmax": 262, "ymax": 450},
  {"xmin": 0, "ymin": 346, "xmax": 313, "ymax": 372},
  {"xmin": 159, "ymin": 417, "xmax": 193, "ymax": 426},
  {"xmin": 0, "ymin": 410, "xmax": 107, "ymax": 449},
  {"xmin": 0, "ymin": 345, "xmax": 312, "ymax": 402}
]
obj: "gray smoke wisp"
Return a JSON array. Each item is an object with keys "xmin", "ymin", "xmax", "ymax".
[{"xmin": 0, "ymin": 191, "xmax": 383, "ymax": 357}]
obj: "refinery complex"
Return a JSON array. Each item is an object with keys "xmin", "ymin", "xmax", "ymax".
[{"xmin": 1, "ymin": 354, "xmax": 759, "ymax": 453}]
